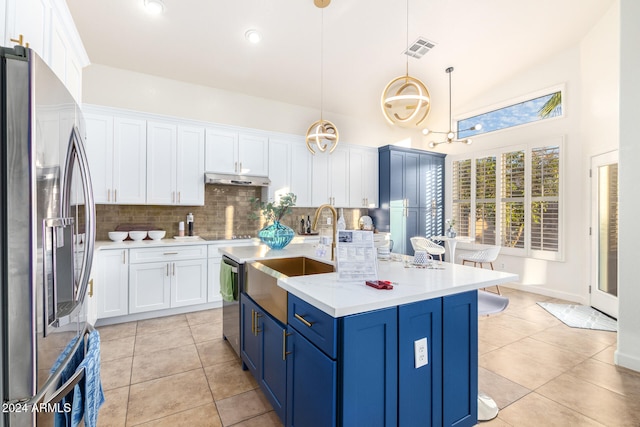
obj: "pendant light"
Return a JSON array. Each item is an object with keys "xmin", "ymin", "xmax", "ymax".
[
  {"xmin": 425, "ymin": 67, "xmax": 482, "ymax": 148},
  {"xmin": 305, "ymin": 0, "xmax": 339, "ymax": 155},
  {"xmin": 380, "ymin": 0, "xmax": 431, "ymax": 128}
]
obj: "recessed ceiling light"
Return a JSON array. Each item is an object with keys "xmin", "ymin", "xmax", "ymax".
[
  {"xmin": 144, "ymin": 0, "xmax": 165, "ymax": 15},
  {"xmin": 245, "ymin": 29, "xmax": 262, "ymax": 44}
]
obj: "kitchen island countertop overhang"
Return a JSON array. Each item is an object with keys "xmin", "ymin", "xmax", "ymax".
[{"xmin": 219, "ymin": 243, "xmax": 519, "ymax": 317}]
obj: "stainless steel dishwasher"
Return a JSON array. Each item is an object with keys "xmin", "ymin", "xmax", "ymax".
[{"xmin": 221, "ymin": 255, "xmax": 245, "ymax": 356}]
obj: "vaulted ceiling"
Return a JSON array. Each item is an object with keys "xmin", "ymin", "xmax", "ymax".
[{"xmin": 67, "ymin": 0, "xmax": 614, "ymax": 125}]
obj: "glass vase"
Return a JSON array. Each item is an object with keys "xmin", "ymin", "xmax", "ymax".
[{"xmin": 258, "ymin": 221, "xmax": 295, "ymax": 250}]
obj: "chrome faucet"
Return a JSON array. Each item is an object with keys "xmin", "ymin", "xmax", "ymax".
[{"xmin": 311, "ymin": 204, "xmax": 337, "ymax": 261}]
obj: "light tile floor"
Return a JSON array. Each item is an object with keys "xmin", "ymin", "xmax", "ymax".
[{"xmin": 96, "ymin": 288, "xmax": 640, "ymax": 426}]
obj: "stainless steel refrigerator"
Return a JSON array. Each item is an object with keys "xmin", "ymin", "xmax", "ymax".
[{"xmin": 1, "ymin": 46, "xmax": 96, "ymax": 426}]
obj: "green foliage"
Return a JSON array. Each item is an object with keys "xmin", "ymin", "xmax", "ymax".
[{"xmin": 250, "ymin": 193, "xmax": 297, "ymax": 223}]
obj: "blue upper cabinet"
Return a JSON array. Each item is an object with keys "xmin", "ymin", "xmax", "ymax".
[{"xmin": 378, "ymin": 145, "xmax": 445, "ymax": 255}]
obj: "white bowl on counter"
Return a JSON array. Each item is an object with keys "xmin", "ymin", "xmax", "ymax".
[
  {"xmin": 148, "ymin": 230, "xmax": 166, "ymax": 241},
  {"xmin": 128, "ymin": 231, "xmax": 147, "ymax": 241},
  {"xmin": 108, "ymin": 231, "xmax": 128, "ymax": 242}
]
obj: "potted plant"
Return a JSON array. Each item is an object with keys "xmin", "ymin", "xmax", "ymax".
[{"xmin": 251, "ymin": 193, "xmax": 297, "ymax": 249}]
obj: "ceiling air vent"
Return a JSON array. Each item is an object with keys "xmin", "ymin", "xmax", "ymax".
[{"xmin": 404, "ymin": 37, "xmax": 436, "ymax": 59}]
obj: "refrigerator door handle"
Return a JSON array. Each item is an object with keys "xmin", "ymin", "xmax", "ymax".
[
  {"xmin": 61, "ymin": 126, "xmax": 96, "ymax": 307},
  {"xmin": 15, "ymin": 324, "xmax": 95, "ymax": 409}
]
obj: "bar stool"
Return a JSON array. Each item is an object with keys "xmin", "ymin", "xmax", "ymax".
[{"xmin": 477, "ymin": 290, "xmax": 510, "ymax": 421}]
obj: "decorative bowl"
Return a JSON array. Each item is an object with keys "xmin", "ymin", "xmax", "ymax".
[
  {"xmin": 128, "ymin": 231, "xmax": 147, "ymax": 241},
  {"xmin": 148, "ymin": 230, "xmax": 166, "ymax": 241},
  {"xmin": 108, "ymin": 231, "xmax": 128, "ymax": 242}
]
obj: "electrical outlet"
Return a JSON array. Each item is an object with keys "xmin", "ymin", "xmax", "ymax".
[
  {"xmin": 414, "ymin": 337, "xmax": 428, "ymax": 368},
  {"xmin": 326, "ymin": 217, "xmax": 332, "ymax": 225},
  {"xmin": 499, "ymin": 263, "xmax": 505, "ymax": 270}
]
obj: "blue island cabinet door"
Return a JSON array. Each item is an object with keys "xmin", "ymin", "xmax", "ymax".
[
  {"xmin": 240, "ymin": 294, "xmax": 261, "ymax": 376},
  {"xmin": 286, "ymin": 327, "xmax": 337, "ymax": 427},
  {"xmin": 341, "ymin": 307, "xmax": 398, "ymax": 427},
  {"xmin": 398, "ymin": 299, "xmax": 443, "ymax": 427},
  {"xmin": 261, "ymin": 312, "xmax": 287, "ymax": 423},
  {"xmin": 442, "ymin": 291, "xmax": 478, "ymax": 427}
]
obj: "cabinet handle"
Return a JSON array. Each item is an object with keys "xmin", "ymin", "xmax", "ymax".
[
  {"xmin": 164, "ymin": 252, "xmax": 179, "ymax": 255},
  {"xmin": 178, "ymin": 192, "xmax": 181, "ymax": 204},
  {"xmin": 172, "ymin": 262, "xmax": 175, "ymax": 276},
  {"xmin": 294, "ymin": 313, "xmax": 314, "ymax": 328},
  {"xmin": 235, "ymin": 161, "xmax": 238, "ymax": 173},
  {"xmin": 10, "ymin": 34, "xmax": 29, "ymax": 48},
  {"xmin": 283, "ymin": 330, "xmax": 292, "ymax": 360},
  {"xmin": 122, "ymin": 250, "xmax": 126, "ymax": 264},
  {"xmin": 166, "ymin": 264, "xmax": 169, "ymax": 276},
  {"xmin": 239, "ymin": 162, "xmax": 242, "ymax": 173},
  {"xmin": 251, "ymin": 309, "xmax": 255, "ymax": 335},
  {"xmin": 107, "ymin": 189, "xmax": 111, "ymax": 202},
  {"xmin": 88, "ymin": 279, "xmax": 94, "ymax": 297},
  {"xmin": 114, "ymin": 189, "xmax": 117, "ymax": 203},
  {"xmin": 172, "ymin": 191, "xmax": 175, "ymax": 203},
  {"xmin": 254, "ymin": 312, "xmax": 262, "ymax": 335}
]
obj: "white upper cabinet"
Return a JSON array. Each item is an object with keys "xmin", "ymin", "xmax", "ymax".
[
  {"xmin": 312, "ymin": 146, "xmax": 349, "ymax": 207},
  {"xmin": 267, "ymin": 137, "xmax": 292, "ymax": 203},
  {"xmin": 267, "ymin": 135, "xmax": 313, "ymax": 207},
  {"xmin": 176, "ymin": 125, "xmax": 205, "ymax": 205},
  {"xmin": 290, "ymin": 141, "xmax": 313, "ymax": 207},
  {"xmin": 349, "ymin": 147, "xmax": 379, "ymax": 208},
  {"xmin": 112, "ymin": 117, "xmax": 147, "ymax": 204},
  {"xmin": 4, "ymin": 0, "xmax": 89, "ymax": 101},
  {"xmin": 146, "ymin": 121, "xmax": 178, "ymax": 205},
  {"xmin": 205, "ymin": 127, "xmax": 269, "ymax": 177},
  {"xmin": 86, "ymin": 112, "xmax": 147, "ymax": 205}
]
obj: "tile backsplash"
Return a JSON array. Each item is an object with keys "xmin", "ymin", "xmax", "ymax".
[{"xmin": 95, "ymin": 185, "xmax": 368, "ymax": 241}]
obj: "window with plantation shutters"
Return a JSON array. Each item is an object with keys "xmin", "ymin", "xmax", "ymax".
[
  {"xmin": 501, "ymin": 151, "xmax": 525, "ymax": 248},
  {"xmin": 531, "ymin": 146, "xmax": 560, "ymax": 252},
  {"xmin": 475, "ymin": 156, "xmax": 496, "ymax": 244},
  {"xmin": 448, "ymin": 137, "xmax": 563, "ymax": 261},
  {"xmin": 452, "ymin": 159, "xmax": 472, "ymax": 237}
]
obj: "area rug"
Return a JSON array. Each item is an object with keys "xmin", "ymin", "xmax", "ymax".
[{"xmin": 537, "ymin": 302, "xmax": 617, "ymax": 332}]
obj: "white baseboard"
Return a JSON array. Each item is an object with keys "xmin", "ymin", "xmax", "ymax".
[
  {"xmin": 501, "ymin": 282, "xmax": 587, "ymax": 304},
  {"xmin": 615, "ymin": 349, "xmax": 640, "ymax": 373}
]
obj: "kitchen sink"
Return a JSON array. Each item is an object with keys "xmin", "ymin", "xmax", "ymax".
[{"xmin": 246, "ymin": 257, "xmax": 334, "ymax": 323}]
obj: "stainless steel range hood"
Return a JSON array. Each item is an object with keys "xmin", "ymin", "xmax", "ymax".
[{"xmin": 205, "ymin": 172, "xmax": 271, "ymax": 187}]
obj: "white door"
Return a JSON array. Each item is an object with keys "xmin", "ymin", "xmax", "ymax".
[
  {"xmin": 146, "ymin": 121, "xmax": 177, "ymax": 205},
  {"xmin": 329, "ymin": 147, "xmax": 349, "ymax": 207},
  {"xmin": 205, "ymin": 127, "xmax": 238, "ymax": 174},
  {"xmin": 291, "ymin": 142, "xmax": 312, "ymax": 207},
  {"xmin": 349, "ymin": 149, "xmax": 365, "ymax": 208},
  {"xmin": 267, "ymin": 138, "xmax": 291, "ymax": 202},
  {"xmin": 172, "ymin": 259, "xmax": 208, "ymax": 307},
  {"xmin": 84, "ymin": 114, "xmax": 114, "ymax": 204},
  {"xmin": 176, "ymin": 125, "xmax": 205, "ymax": 205},
  {"xmin": 113, "ymin": 117, "xmax": 147, "ymax": 204},
  {"xmin": 239, "ymin": 133, "xmax": 269, "ymax": 176},
  {"xmin": 96, "ymin": 249, "xmax": 129, "ymax": 319},
  {"xmin": 590, "ymin": 151, "xmax": 618, "ymax": 318},
  {"xmin": 312, "ymin": 153, "xmax": 330, "ymax": 206},
  {"xmin": 129, "ymin": 262, "xmax": 171, "ymax": 313}
]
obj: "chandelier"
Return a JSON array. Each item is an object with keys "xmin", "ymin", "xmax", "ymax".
[
  {"xmin": 380, "ymin": 0, "xmax": 431, "ymax": 128},
  {"xmin": 425, "ymin": 67, "xmax": 482, "ymax": 149},
  {"xmin": 305, "ymin": 0, "xmax": 339, "ymax": 155}
]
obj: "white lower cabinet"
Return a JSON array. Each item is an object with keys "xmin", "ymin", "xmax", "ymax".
[
  {"xmin": 95, "ymin": 249, "xmax": 129, "ymax": 319},
  {"xmin": 208, "ymin": 256, "xmax": 221, "ymax": 303},
  {"xmin": 129, "ymin": 245, "xmax": 208, "ymax": 314}
]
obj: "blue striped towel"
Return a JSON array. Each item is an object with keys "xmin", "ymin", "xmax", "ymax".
[
  {"xmin": 50, "ymin": 334, "xmax": 84, "ymax": 427},
  {"xmin": 71, "ymin": 330, "xmax": 105, "ymax": 427}
]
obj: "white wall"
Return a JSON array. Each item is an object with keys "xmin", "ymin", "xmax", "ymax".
[
  {"xmin": 617, "ymin": 0, "xmax": 640, "ymax": 372},
  {"xmin": 81, "ymin": 64, "xmax": 422, "ymax": 148}
]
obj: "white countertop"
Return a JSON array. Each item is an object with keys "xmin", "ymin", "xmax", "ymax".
[
  {"xmin": 220, "ymin": 243, "xmax": 518, "ymax": 318},
  {"xmin": 95, "ymin": 237, "xmax": 259, "ymax": 250}
]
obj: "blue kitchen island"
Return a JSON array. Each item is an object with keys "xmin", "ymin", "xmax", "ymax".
[{"xmin": 220, "ymin": 244, "xmax": 518, "ymax": 427}]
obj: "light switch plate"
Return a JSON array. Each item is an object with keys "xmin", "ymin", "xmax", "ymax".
[{"xmin": 414, "ymin": 337, "xmax": 428, "ymax": 368}]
